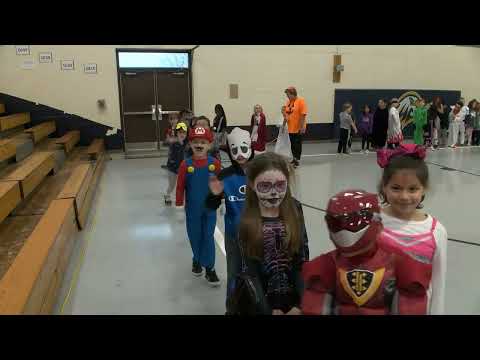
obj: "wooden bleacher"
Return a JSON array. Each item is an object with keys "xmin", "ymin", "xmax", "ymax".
[
  {"xmin": 55, "ymin": 130, "xmax": 80, "ymax": 154},
  {"xmin": 0, "ymin": 128, "xmax": 107, "ymax": 314},
  {"xmin": 0, "ymin": 139, "xmax": 16, "ymax": 163},
  {"xmin": 0, "ymin": 181, "xmax": 21, "ymax": 224},
  {"xmin": 1, "ymin": 152, "xmax": 56, "ymax": 199},
  {"xmin": 0, "ymin": 113, "xmax": 30, "ymax": 132},
  {"xmin": 24, "ymin": 121, "xmax": 56, "ymax": 144},
  {"xmin": 0, "ymin": 198, "xmax": 77, "ymax": 314},
  {"xmin": 0, "ymin": 104, "xmax": 5, "ymax": 114},
  {"xmin": 87, "ymin": 138, "xmax": 104, "ymax": 160}
]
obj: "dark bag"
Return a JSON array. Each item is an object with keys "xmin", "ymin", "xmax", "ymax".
[
  {"xmin": 227, "ymin": 272, "xmax": 262, "ymax": 315},
  {"xmin": 226, "ymin": 240, "xmax": 265, "ymax": 315}
]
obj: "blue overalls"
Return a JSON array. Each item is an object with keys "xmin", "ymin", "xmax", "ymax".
[
  {"xmin": 185, "ymin": 156, "xmax": 217, "ymax": 270},
  {"xmin": 222, "ymin": 173, "xmax": 247, "ymax": 300}
]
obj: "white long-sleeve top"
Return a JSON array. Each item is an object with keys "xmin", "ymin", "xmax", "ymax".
[
  {"xmin": 381, "ymin": 212, "xmax": 448, "ymax": 315},
  {"xmin": 388, "ymin": 107, "xmax": 402, "ymax": 139},
  {"xmin": 450, "ymin": 105, "xmax": 468, "ymax": 122}
]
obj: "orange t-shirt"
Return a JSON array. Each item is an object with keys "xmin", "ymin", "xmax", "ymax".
[{"xmin": 285, "ymin": 96, "xmax": 308, "ymax": 134}]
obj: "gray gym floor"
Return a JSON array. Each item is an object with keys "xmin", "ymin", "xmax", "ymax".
[{"xmin": 55, "ymin": 142, "xmax": 480, "ymax": 315}]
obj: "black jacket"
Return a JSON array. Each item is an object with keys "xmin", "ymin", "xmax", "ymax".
[
  {"xmin": 231, "ymin": 199, "xmax": 310, "ymax": 314},
  {"xmin": 166, "ymin": 140, "xmax": 187, "ymax": 174}
]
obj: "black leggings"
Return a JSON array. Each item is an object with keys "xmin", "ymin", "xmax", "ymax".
[
  {"xmin": 472, "ymin": 130, "xmax": 480, "ymax": 146},
  {"xmin": 338, "ymin": 128, "xmax": 350, "ymax": 153},
  {"xmin": 361, "ymin": 134, "xmax": 371, "ymax": 150}
]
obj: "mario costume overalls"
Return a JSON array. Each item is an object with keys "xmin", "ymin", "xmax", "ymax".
[{"xmin": 176, "ymin": 127, "xmax": 221, "ymax": 270}]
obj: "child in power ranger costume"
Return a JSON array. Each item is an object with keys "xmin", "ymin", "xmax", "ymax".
[
  {"xmin": 176, "ymin": 126, "xmax": 222, "ymax": 286},
  {"xmin": 301, "ymin": 189, "xmax": 432, "ymax": 315}
]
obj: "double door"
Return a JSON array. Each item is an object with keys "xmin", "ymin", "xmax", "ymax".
[{"xmin": 120, "ymin": 70, "xmax": 191, "ymax": 153}]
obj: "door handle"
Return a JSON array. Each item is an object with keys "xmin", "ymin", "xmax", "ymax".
[{"xmin": 152, "ymin": 105, "xmax": 157, "ymax": 121}]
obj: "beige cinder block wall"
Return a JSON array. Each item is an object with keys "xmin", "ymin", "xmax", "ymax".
[{"xmin": 1, "ymin": 45, "xmax": 479, "ymax": 131}]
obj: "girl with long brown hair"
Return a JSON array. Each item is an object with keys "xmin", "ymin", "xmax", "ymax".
[{"xmin": 233, "ymin": 152, "xmax": 309, "ymax": 315}]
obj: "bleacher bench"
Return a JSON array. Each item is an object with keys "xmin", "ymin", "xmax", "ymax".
[
  {"xmin": 87, "ymin": 138, "xmax": 104, "ymax": 160},
  {"xmin": 0, "ymin": 139, "xmax": 16, "ymax": 163},
  {"xmin": 0, "ymin": 113, "xmax": 30, "ymax": 132},
  {"xmin": 57, "ymin": 163, "xmax": 94, "ymax": 229},
  {"xmin": 24, "ymin": 121, "xmax": 56, "ymax": 144},
  {"xmin": 0, "ymin": 181, "xmax": 21, "ymax": 224},
  {"xmin": 0, "ymin": 198, "xmax": 77, "ymax": 314},
  {"xmin": 55, "ymin": 131, "xmax": 80, "ymax": 154},
  {"xmin": 1, "ymin": 152, "xmax": 55, "ymax": 199}
]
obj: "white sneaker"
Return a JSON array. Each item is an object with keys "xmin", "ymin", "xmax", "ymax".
[{"xmin": 365, "ymin": 149, "xmax": 369, "ymax": 154}]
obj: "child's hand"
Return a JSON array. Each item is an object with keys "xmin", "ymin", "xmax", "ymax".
[
  {"xmin": 209, "ymin": 176, "xmax": 224, "ymax": 195},
  {"xmin": 167, "ymin": 136, "xmax": 178, "ymax": 144},
  {"xmin": 272, "ymin": 309, "xmax": 284, "ymax": 315}
]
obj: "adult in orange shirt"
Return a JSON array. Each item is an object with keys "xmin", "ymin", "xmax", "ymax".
[{"xmin": 282, "ymin": 86, "xmax": 308, "ymax": 168}]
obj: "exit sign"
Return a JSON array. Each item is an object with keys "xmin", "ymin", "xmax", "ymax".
[
  {"xmin": 84, "ymin": 63, "xmax": 97, "ymax": 74},
  {"xmin": 61, "ymin": 60, "xmax": 75, "ymax": 71},
  {"xmin": 16, "ymin": 45, "xmax": 30, "ymax": 55}
]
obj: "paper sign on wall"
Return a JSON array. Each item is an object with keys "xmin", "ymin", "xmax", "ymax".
[
  {"xmin": 39, "ymin": 52, "xmax": 53, "ymax": 63},
  {"xmin": 16, "ymin": 45, "xmax": 30, "ymax": 55},
  {"xmin": 20, "ymin": 58, "xmax": 35, "ymax": 69},
  {"xmin": 84, "ymin": 63, "xmax": 97, "ymax": 74},
  {"xmin": 61, "ymin": 60, "xmax": 75, "ymax": 71}
]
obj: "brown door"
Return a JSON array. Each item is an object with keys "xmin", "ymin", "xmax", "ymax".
[
  {"xmin": 156, "ymin": 70, "xmax": 191, "ymax": 141},
  {"xmin": 120, "ymin": 71, "xmax": 159, "ymax": 150}
]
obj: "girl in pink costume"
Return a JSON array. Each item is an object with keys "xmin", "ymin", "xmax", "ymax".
[{"xmin": 376, "ymin": 144, "xmax": 447, "ymax": 314}]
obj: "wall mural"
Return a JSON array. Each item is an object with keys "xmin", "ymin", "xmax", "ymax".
[{"xmin": 333, "ymin": 89, "xmax": 461, "ymax": 138}]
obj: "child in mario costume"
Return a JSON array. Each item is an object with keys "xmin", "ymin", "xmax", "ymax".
[
  {"xmin": 301, "ymin": 189, "xmax": 432, "ymax": 315},
  {"xmin": 176, "ymin": 126, "xmax": 222, "ymax": 287}
]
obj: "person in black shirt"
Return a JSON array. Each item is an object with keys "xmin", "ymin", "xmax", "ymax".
[
  {"xmin": 212, "ymin": 104, "xmax": 228, "ymax": 154},
  {"xmin": 371, "ymin": 99, "xmax": 389, "ymax": 149}
]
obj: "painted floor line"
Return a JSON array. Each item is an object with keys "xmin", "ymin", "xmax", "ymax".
[{"xmin": 214, "ymin": 226, "xmax": 226, "ymax": 256}]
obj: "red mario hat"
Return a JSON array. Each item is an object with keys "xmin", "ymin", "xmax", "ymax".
[{"xmin": 188, "ymin": 126, "xmax": 214, "ymax": 143}]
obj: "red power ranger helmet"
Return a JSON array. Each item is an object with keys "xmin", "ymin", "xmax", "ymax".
[{"xmin": 325, "ymin": 189, "xmax": 382, "ymax": 255}]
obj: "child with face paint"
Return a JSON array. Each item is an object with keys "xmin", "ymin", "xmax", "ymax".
[
  {"xmin": 176, "ymin": 126, "xmax": 222, "ymax": 286},
  {"xmin": 233, "ymin": 152, "xmax": 310, "ymax": 315},
  {"xmin": 205, "ymin": 127, "xmax": 255, "ymax": 313}
]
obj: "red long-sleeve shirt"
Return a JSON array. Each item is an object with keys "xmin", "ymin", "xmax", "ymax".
[
  {"xmin": 176, "ymin": 157, "xmax": 221, "ymax": 206},
  {"xmin": 250, "ymin": 113, "xmax": 267, "ymax": 152}
]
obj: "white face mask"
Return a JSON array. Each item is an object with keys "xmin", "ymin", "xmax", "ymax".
[
  {"xmin": 227, "ymin": 127, "xmax": 252, "ymax": 161},
  {"xmin": 253, "ymin": 170, "xmax": 288, "ymax": 209}
]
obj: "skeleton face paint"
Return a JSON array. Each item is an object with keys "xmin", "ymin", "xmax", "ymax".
[
  {"xmin": 227, "ymin": 127, "xmax": 252, "ymax": 163},
  {"xmin": 253, "ymin": 170, "xmax": 288, "ymax": 209}
]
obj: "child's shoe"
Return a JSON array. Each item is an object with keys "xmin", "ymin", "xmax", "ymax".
[
  {"xmin": 205, "ymin": 268, "xmax": 220, "ymax": 287},
  {"xmin": 192, "ymin": 261, "xmax": 203, "ymax": 277}
]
